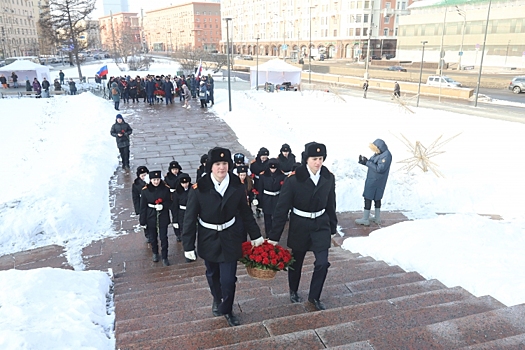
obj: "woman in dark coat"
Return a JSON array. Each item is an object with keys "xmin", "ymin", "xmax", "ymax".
[
  {"xmin": 164, "ymin": 160, "xmax": 182, "ymax": 236},
  {"xmin": 128, "ymin": 78, "xmax": 138, "ymax": 102},
  {"xmin": 198, "ymin": 81, "xmax": 208, "ymax": 108},
  {"xmin": 277, "ymin": 143, "xmax": 297, "ymax": 175},
  {"xmin": 249, "ymin": 147, "xmax": 270, "ymax": 218},
  {"xmin": 32, "ymin": 78, "xmax": 42, "ymax": 96},
  {"xmin": 140, "ymin": 170, "xmax": 173, "ymax": 266},
  {"xmin": 132, "ymin": 166, "xmax": 150, "ymax": 243},
  {"xmin": 257, "ymin": 158, "xmax": 286, "ymax": 235},
  {"xmin": 163, "ymin": 77, "xmax": 174, "ymax": 105},
  {"xmin": 355, "ymin": 138, "xmax": 392, "ymax": 226},
  {"xmin": 170, "ymin": 173, "xmax": 192, "ymax": 242}
]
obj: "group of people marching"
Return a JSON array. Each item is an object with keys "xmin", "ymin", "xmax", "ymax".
[
  {"xmin": 123, "ymin": 133, "xmax": 392, "ymax": 327},
  {"xmin": 106, "ymin": 73, "xmax": 214, "ymax": 111}
]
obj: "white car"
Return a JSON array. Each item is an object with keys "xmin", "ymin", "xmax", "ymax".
[{"xmin": 426, "ymin": 75, "xmax": 462, "ymax": 87}]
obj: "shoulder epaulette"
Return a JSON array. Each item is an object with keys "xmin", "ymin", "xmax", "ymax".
[
  {"xmin": 260, "ymin": 171, "xmax": 265, "ymax": 175},
  {"xmin": 288, "ymin": 171, "xmax": 296, "ymax": 177},
  {"xmin": 142, "ymin": 185, "xmax": 148, "ymax": 190},
  {"xmin": 192, "ymin": 183, "xmax": 198, "ymax": 189},
  {"xmin": 165, "ymin": 183, "xmax": 171, "ymax": 188},
  {"xmin": 250, "ymin": 159, "xmax": 256, "ymax": 164}
]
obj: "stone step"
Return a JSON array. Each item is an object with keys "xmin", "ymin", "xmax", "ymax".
[
  {"xmin": 207, "ymin": 330, "xmax": 325, "ymax": 350},
  {"xmin": 357, "ymin": 303, "xmax": 525, "ymax": 349},
  {"xmin": 264, "ymin": 286, "xmax": 475, "ymax": 337},
  {"xmin": 117, "ymin": 303, "xmax": 306, "ymax": 346},
  {"xmin": 459, "ymin": 333, "xmax": 525, "ymax": 349},
  {"xmin": 114, "ymin": 256, "xmax": 376, "ymax": 302},
  {"xmin": 315, "ymin": 295, "xmax": 506, "ymax": 347}
]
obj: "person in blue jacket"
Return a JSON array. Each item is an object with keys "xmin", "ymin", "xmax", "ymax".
[
  {"xmin": 198, "ymin": 81, "xmax": 208, "ymax": 108},
  {"xmin": 355, "ymin": 139, "xmax": 392, "ymax": 226}
]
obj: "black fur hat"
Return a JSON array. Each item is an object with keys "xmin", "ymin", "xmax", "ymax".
[
  {"xmin": 268, "ymin": 158, "xmax": 280, "ymax": 169},
  {"xmin": 233, "ymin": 153, "xmax": 245, "ymax": 164},
  {"xmin": 149, "ymin": 170, "xmax": 162, "ymax": 179},
  {"xmin": 200, "ymin": 154, "xmax": 208, "ymax": 165},
  {"xmin": 179, "ymin": 173, "xmax": 191, "ymax": 183},
  {"xmin": 236, "ymin": 165, "xmax": 249, "ymax": 174},
  {"xmin": 280, "ymin": 143, "xmax": 291, "ymax": 153},
  {"xmin": 257, "ymin": 147, "xmax": 269, "ymax": 157},
  {"xmin": 136, "ymin": 166, "xmax": 149, "ymax": 177},
  {"xmin": 206, "ymin": 147, "xmax": 233, "ymax": 173},
  {"xmin": 169, "ymin": 161, "xmax": 182, "ymax": 171},
  {"xmin": 302, "ymin": 142, "xmax": 327, "ymax": 163}
]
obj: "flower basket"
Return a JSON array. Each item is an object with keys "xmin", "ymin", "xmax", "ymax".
[
  {"xmin": 239, "ymin": 241, "xmax": 295, "ymax": 281},
  {"xmin": 246, "ymin": 266, "xmax": 277, "ymax": 280}
]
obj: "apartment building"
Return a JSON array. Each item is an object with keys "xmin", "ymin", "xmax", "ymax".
[
  {"xmin": 219, "ymin": 0, "xmax": 413, "ymax": 60},
  {"xmin": 397, "ymin": 0, "xmax": 525, "ymax": 68},
  {"xmin": 99, "ymin": 12, "xmax": 141, "ymax": 53},
  {"xmin": 0, "ymin": 0, "xmax": 40, "ymax": 58},
  {"xmin": 144, "ymin": 1, "xmax": 221, "ymax": 52}
]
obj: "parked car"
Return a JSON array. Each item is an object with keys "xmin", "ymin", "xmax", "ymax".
[
  {"xmin": 386, "ymin": 66, "xmax": 407, "ymax": 72},
  {"xmin": 371, "ymin": 55, "xmax": 382, "ymax": 60},
  {"xmin": 426, "ymin": 75, "xmax": 462, "ymax": 87},
  {"xmin": 508, "ymin": 76, "xmax": 525, "ymax": 94},
  {"xmin": 93, "ymin": 54, "xmax": 102, "ymax": 60},
  {"xmin": 383, "ymin": 54, "xmax": 395, "ymax": 59},
  {"xmin": 242, "ymin": 55, "xmax": 253, "ymax": 60}
]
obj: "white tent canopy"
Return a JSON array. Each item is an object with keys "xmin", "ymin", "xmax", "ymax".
[
  {"xmin": 249, "ymin": 59, "xmax": 301, "ymax": 89},
  {"xmin": 0, "ymin": 60, "xmax": 51, "ymax": 84}
]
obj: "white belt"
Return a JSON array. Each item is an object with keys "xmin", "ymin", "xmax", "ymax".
[
  {"xmin": 254, "ymin": 174, "xmax": 260, "ymax": 179},
  {"xmin": 263, "ymin": 190, "xmax": 280, "ymax": 196},
  {"xmin": 292, "ymin": 208, "xmax": 325, "ymax": 219},
  {"xmin": 179, "ymin": 205, "xmax": 186, "ymax": 210},
  {"xmin": 198, "ymin": 217, "xmax": 236, "ymax": 231},
  {"xmin": 284, "ymin": 171, "xmax": 292, "ymax": 175},
  {"xmin": 170, "ymin": 188, "xmax": 175, "ymax": 192},
  {"xmin": 148, "ymin": 204, "xmax": 157, "ymax": 209}
]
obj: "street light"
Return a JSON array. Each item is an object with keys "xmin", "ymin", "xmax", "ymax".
[
  {"xmin": 308, "ymin": 5, "xmax": 316, "ymax": 83},
  {"xmin": 224, "ymin": 18, "xmax": 232, "ymax": 111},
  {"xmin": 256, "ymin": 36, "xmax": 260, "ymax": 90},
  {"xmin": 455, "ymin": 6, "xmax": 466, "ymax": 71},
  {"xmin": 474, "ymin": 0, "xmax": 492, "ymax": 107},
  {"xmin": 417, "ymin": 40, "xmax": 428, "ymax": 107}
]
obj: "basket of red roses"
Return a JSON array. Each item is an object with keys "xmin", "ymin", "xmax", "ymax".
[{"xmin": 239, "ymin": 241, "xmax": 294, "ymax": 280}]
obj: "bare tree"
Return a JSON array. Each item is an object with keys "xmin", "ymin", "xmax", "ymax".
[
  {"xmin": 172, "ymin": 48, "xmax": 230, "ymax": 75},
  {"xmin": 39, "ymin": 0, "xmax": 96, "ymax": 79}
]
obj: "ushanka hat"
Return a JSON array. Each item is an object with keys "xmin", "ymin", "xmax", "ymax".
[
  {"xmin": 136, "ymin": 166, "xmax": 149, "ymax": 176},
  {"xmin": 257, "ymin": 147, "xmax": 270, "ymax": 157},
  {"xmin": 302, "ymin": 142, "xmax": 327, "ymax": 163},
  {"xmin": 280, "ymin": 143, "xmax": 291, "ymax": 153},
  {"xmin": 200, "ymin": 154, "xmax": 208, "ymax": 165},
  {"xmin": 233, "ymin": 152, "xmax": 245, "ymax": 163},
  {"xmin": 178, "ymin": 173, "xmax": 191, "ymax": 183},
  {"xmin": 206, "ymin": 147, "xmax": 233, "ymax": 173},
  {"xmin": 268, "ymin": 158, "xmax": 280, "ymax": 169},
  {"xmin": 149, "ymin": 170, "xmax": 162, "ymax": 179},
  {"xmin": 236, "ymin": 165, "xmax": 249, "ymax": 174},
  {"xmin": 169, "ymin": 161, "xmax": 182, "ymax": 171}
]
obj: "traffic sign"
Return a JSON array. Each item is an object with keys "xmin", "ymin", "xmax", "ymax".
[
  {"xmin": 459, "ymin": 51, "xmax": 463, "ymax": 56},
  {"xmin": 281, "ymin": 44, "xmax": 288, "ymax": 50}
]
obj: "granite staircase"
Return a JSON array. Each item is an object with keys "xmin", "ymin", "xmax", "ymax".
[{"xmin": 113, "ymin": 245, "xmax": 525, "ymax": 350}]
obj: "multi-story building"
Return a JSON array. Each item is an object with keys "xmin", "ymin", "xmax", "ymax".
[
  {"xmin": 0, "ymin": 0, "xmax": 40, "ymax": 58},
  {"xmin": 397, "ymin": 0, "xmax": 525, "ymax": 69},
  {"xmin": 102, "ymin": 0, "xmax": 129, "ymax": 17},
  {"xmin": 77, "ymin": 20, "xmax": 102, "ymax": 51},
  {"xmin": 219, "ymin": 0, "xmax": 413, "ymax": 60},
  {"xmin": 144, "ymin": 1, "xmax": 221, "ymax": 53},
  {"xmin": 98, "ymin": 12, "xmax": 141, "ymax": 53}
]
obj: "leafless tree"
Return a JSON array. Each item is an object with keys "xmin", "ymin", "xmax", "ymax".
[
  {"xmin": 171, "ymin": 49, "xmax": 231, "ymax": 75},
  {"xmin": 38, "ymin": 0, "xmax": 96, "ymax": 79},
  {"xmin": 100, "ymin": 20, "xmax": 141, "ymax": 65}
]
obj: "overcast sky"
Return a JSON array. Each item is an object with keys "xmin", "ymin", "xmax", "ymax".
[{"xmin": 92, "ymin": 0, "xmax": 180, "ymax": 19}]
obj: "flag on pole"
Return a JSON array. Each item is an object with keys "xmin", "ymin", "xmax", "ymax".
[
  {"xmin": 96, "ymin": 65, "xmax": 108, "ymax": 76},
  {"xmin": 196, "ymin": 60, "xmax": 203, "ymax": 80}
]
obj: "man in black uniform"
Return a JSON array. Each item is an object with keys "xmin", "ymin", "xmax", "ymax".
[
  {"xmin": 268, "ymin": 142, "xmax": 337, "ymax": 311},
  {"xmin": 182, "ymin": 147, "xmax": 264, "ymax": 327},
  {"xmin": 110, "ymin": 114, "xmax": 132, "ymax": 171},
  {"xmin": 249, "ymin": 147, "xmax": 270, "ymax": 218}
]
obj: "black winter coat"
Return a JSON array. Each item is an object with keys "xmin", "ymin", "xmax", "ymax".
[
  {"xmin": 164, "ymin": 172, "xmax": 180, "ymax": 191},
  {"xmin": 268, "ymin": 165, "xmax": 337, "ymax": 252},
  {"xmin": 110, "ymin": 121, "xmax": 132, "ymax": 149},
  {"xmin": 171, "ymin": 184, "xmax": 190, "ymax": 230},
  {"xmin": 250, "ymin": 157, "xmax": 269, "ymax": 184},
  {"xmin": 182, "ymin": 173, "xmax": 262, "ymax": 263},
  {"xmin": 139, "ymin": 181, "xmax": 173, "ymax": 228},
  {"xmin": 196, "ymin": 165, "xmax": 206, "ymax": 180},
  {"xmin": 257, "ymin": 170, "xmax": 286, "ymax": 216},
  {"xmin": 278, "ymin": 153, "xmax": 296, "ymax": 174},
  {"xmin": 132, "ymin": 177, "xmax": 147, "ymax": 214}
]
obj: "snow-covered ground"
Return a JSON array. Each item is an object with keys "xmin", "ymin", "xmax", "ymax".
[{"xmin": 1, "ymin": 59, "xmax": 524, "ymax": 349}]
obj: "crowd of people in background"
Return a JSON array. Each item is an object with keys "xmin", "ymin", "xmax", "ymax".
[{"xmin": 104, "ymin": 73, "xmax": 215, "ymax": 111}]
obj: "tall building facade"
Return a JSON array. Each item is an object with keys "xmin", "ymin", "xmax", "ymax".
[
  {"xmin": 99, "ymin": 12, "xmax": 141, "ymax": 53},
  {"xmin": 0, "ymin": 0, "xmax": 40, "ymax": 58},
  {"xmin": 144, "ymin": 1, "xmax": 221, "ymax": 52},
  {"xmin": 219, "ymin": 0, "xmax": 413, "ymax": 60},
  {"xmin": 102, "ymin": 0, "xmax": 129, "ymax": 16},
  {"xmin": 397, "ymin": 0, "xmax": 525, "ymax": 68}
]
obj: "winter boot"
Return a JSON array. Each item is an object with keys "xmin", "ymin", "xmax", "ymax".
[
  {"xmin": 256, "ymin": 208, "xmax": 262, "ymax": 218},
  {"xmin": 355, "ymin": 210, "xmax": 371, "ymax": 226},
  {"xmin": 371, "ymin": 208, "xmax": 381, "ymax": 224}
]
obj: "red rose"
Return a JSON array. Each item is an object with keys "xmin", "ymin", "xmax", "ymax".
[
  {"xmin": 278, "ymin": 262, "xmax": 285, "ymax": 270},
  {"xmin": 270, "ymin": 259, "xmax": 277, "ymax": 265},
  {"xmin": 155, "ymin": 198, "xmax": 163, "ymax": 204},
  {"xmin": 121, "ymin": 130, "xmax": 126, "ymax": 134},
  {"xmin": 280, "ymin": 180, "xmax": 284, "ymax": 186},
  {"xmin": 254, "ymin": 255, "xmax": 263, "ymax": 263},
  {"xmin": 262, "ymin": 257, "xmax": 269, "ymax": 265}
]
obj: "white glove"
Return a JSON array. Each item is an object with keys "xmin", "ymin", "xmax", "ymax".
[
  {"xmin": 266, "ymin": 239, "xmax": 278, "ymax": 246},
  {"xmin": 173, "ymin": 223, "xmax": 179, "ymax": 229},
  {"xmin": 251, "ymin": 236, "xmax": 264, "ymax": 247},
  {"xmin": 140, "ymin": 225, "xmax": 147, "ymax": 229},
  {"xmin": 184, "ymin": 250, "xmax": 196, "ymax": 260},
  {"xmin": 252, "ymin": 199, "xmax": 259, "ymax": 206},
  {"xmin": 155, "ymin": 204, "xmax": 163, "ymax": 211}
]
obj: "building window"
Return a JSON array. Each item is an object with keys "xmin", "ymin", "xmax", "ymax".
[
  {"xmin": 356, "ymin": 14, "xmax": 361, "ymax": 23},
  {"xmin": 385, "ymin": 2, "xmax": 391, "ymax": 9},
  {"xmin": 364, "ymin": 14, "xmax": 369, "ymax": 23},
  {"xmin": 333, "ymin": 29, "xmax": 337, "ymax": 36},
  {"xmin": 383, "ymin": 28, "xmax": 388, "ymax": 36},
  {"xmin": 384, "ymin": 16, "xmax": 390, "ymax": 24}
]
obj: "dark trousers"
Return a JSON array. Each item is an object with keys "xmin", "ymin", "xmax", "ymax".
[
  {"xmin": 147, "ymin": 223, "xmax": 169, "ymax": 259},
  {"xmin": 204, "ymin": 260, "xmax": 237, "ymax": 315},
  {"xmin": 263, "ymin": 213, "xmax": 273, "ymax": 236},
  {"xmin": 364, "ymin": 199, "xmax": 381, "ymax": 210},
  {"xmin": 114, "ymin": 101, "xmax": 120, "ymax": 110},
  {"xmin": 200, "ymin": 98, "xmax": 207, "ymax": 108},
  {"xmin": 288, "ymin": 249, "xmax": 330, "ymax": 301},
  {"xmin": 118, "ymin": 146, "xmax": 130, "ymax": 168},
  {"xmin": 147, "ymin": 94, "xmax": 154, "ymax": 104}
]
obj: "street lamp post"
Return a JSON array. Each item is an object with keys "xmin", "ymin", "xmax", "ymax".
[
  {"xmin": 309, "ymin": 5, "xmax": 315, "ymax": 83},
  {"xmin": 417, "ymin": 40, "xmax": 428, "ymax": 107},
  {"xmin": 474, "ymin": 0, "xmax": 492, "ymax": 107},
  {"xmin": 456, "ymin": 6, "xmax": 466, "ymax": 70},
  {"xmin": 365, "ymin": 24, "xmax": 372, "ymax": 79},
  {"xmin": 224, "ymin": 18, "xmax": 232, "ymax": 111},
  {"xmin": 256, "ymin": 37, "xmax": 260, "ymax": 90},
  {"xmin": 505, "ymin": 40, "xmax": 511, "ymax": 66}
]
